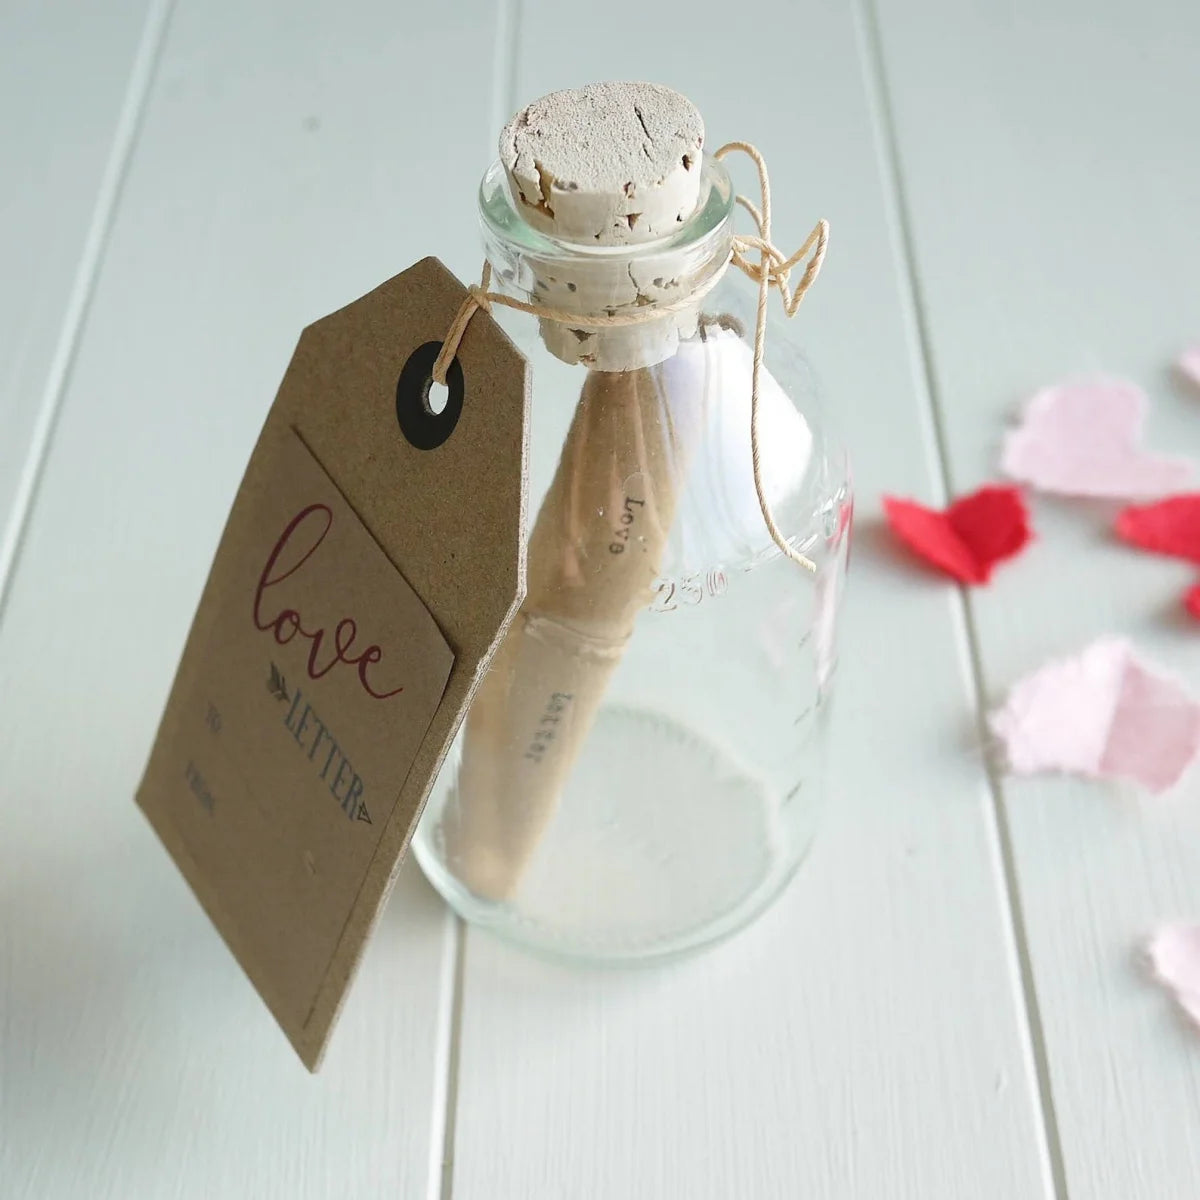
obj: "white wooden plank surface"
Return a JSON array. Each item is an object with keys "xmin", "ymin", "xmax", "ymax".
[
  {"xmin": 0, "ymin": 0, "xmax": 157, "ymax": 594},
  {"xmin": 10, "ymin": 1, "xmax": 1198, "ymax": 1196},
  {"xmin": 871, "ymin": 2, "xmax": 1200, "ymax": 1196},
  {"xmin": 446, "ymin": 3, "xmax": 1058, "ymax": 1197},
  {"xmin": 0, "ymin": 3, "xmax": 507, "ymax": 1197}
]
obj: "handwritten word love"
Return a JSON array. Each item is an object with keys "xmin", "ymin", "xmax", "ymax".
[{"xmin": 253, "ymin": 503, "xmax": 403, "ymax": 700}]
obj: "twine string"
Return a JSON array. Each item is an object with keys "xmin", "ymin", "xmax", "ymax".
[{"xmin": 432, "ymin": 141, "xmax": 829, "ymax": 573}]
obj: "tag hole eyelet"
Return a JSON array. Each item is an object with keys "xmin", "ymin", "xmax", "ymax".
[{"xmin": 396, "ymin": 341, "xmax": 464, "ymax": 450}]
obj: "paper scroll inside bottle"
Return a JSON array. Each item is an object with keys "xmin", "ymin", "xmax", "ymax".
[
  {"xmin": 441, "ymin": 325, "xmax": 812, "ymax": 900},
  {"xmin": 443, "ymin": 360, "xmax": 702, "ymax": 898}
]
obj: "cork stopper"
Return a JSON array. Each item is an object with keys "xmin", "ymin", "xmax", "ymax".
[
  {"xmin": 498, "ymin": 82, "xmax": 710, "ymax": 371},
  {"xmin": 501, "ymin": 81, "xmax": 705, "ymax": 245}
]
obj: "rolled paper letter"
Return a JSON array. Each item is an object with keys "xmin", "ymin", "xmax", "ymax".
[{"xmin": 444, "ymin": 359, "xmax": 703, "ymax": 898}]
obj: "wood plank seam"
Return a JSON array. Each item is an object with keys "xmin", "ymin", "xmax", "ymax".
[
  {"xmin": 0, "ymin": 0, "xmax": 177, "ymax": 634},
  {"xmin": 437, "ymin": 920, "xmax": 469, "ymax": 1200},
  {"xmin": 855, "ymin": 0, "xmax": 1070, "ymax": 1195}
]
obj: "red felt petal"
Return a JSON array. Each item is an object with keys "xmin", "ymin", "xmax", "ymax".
[
  {"xmin": 883, "ymin": 485, "xmax": 1031, "ymax": 585},
  {"xmin": 1116, "ymin": 495, "xmax": 1200, "ymax": 565},
  {"xmin": 884, "ymin": 496, "xmax": 981, "ymax": 582},
  {"xmin": 946, "ymin": 487, "xmax": 1033, "ymax": 582},
  {"xmin": 1186, "ymin": 583, "xmax": 1200, "ymax": 621}
]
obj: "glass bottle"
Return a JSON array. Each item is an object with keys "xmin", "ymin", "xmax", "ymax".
[{"xmin": 412, "ymin": 142, "xmax": 852, "ymax": 964}]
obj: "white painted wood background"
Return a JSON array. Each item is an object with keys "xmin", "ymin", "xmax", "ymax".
[{"xmin": 1, "ymin": 0, "xmax": 1197, "ymax": 1196}]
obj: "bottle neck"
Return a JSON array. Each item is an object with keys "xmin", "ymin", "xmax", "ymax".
[{"xmin": 477, "ymin": 157, "xmax": 736, "ymax": 371}]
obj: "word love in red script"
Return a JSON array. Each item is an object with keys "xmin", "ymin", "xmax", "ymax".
[{"xmin": 253, "ymin": 503, "xmax": 404, "ymax": 700}]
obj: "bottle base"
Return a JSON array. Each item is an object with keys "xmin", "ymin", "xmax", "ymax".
[{"xmin": 413, "ymin": 704, "xmax": 819, "ymax": 966}]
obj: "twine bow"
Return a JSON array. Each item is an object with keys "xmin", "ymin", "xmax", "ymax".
[{"xmin": 433, "ymin": 141, "xmax": 829, "ymax": 572}]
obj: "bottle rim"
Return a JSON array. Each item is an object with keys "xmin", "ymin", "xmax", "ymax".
[{"xmin": 477, "ymin": 155, "xmax": 736, "ymax": 275}]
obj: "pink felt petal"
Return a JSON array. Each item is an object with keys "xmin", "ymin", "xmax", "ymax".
[
  {"xmin": 990, "ymin": 637, "xmax": 1200, "ymax": 793},
  {"xmin": 1100, "ymin": 655, "xmax": 1200, "ymax": 792},
  {"xmin": 1002, "ymin": 379, "xmax": 1193, "ymax": 498},
  {"xmin": 1147, "ymin": 924, "xmax": 1200, "ymax": 1028},
  {"xmin": 989, "ymin": 637, "xmax": 1127, "ymax": 777},
  {"xmin": 1180, "ymin": 347, "xmax": 1200, "ymax": 390}
]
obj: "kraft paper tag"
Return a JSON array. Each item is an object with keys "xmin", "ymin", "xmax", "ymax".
[{"xmin": 138, "ymin": 257, "xmax": 529, "ymax": 1069}]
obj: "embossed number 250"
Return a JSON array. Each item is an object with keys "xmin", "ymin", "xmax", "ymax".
[{"xmin": 652, "ymin": 570, "xmax": 728, "ymax": 612}]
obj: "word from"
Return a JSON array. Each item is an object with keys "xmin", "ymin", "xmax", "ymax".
[
  {"xmin": 254, "ymin": 503, "xmax": 404, "ymax": 701},
  {"xmin": 283, "ymin": 686, "xmax": 371, "ymax": 823},
  {"xmin": 184, "ymin": 760, "xmax": 216, "ymax": 814},
  {"xmin": 524, "ymin": 692, "xmax": 575, "ymax": 764}
]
